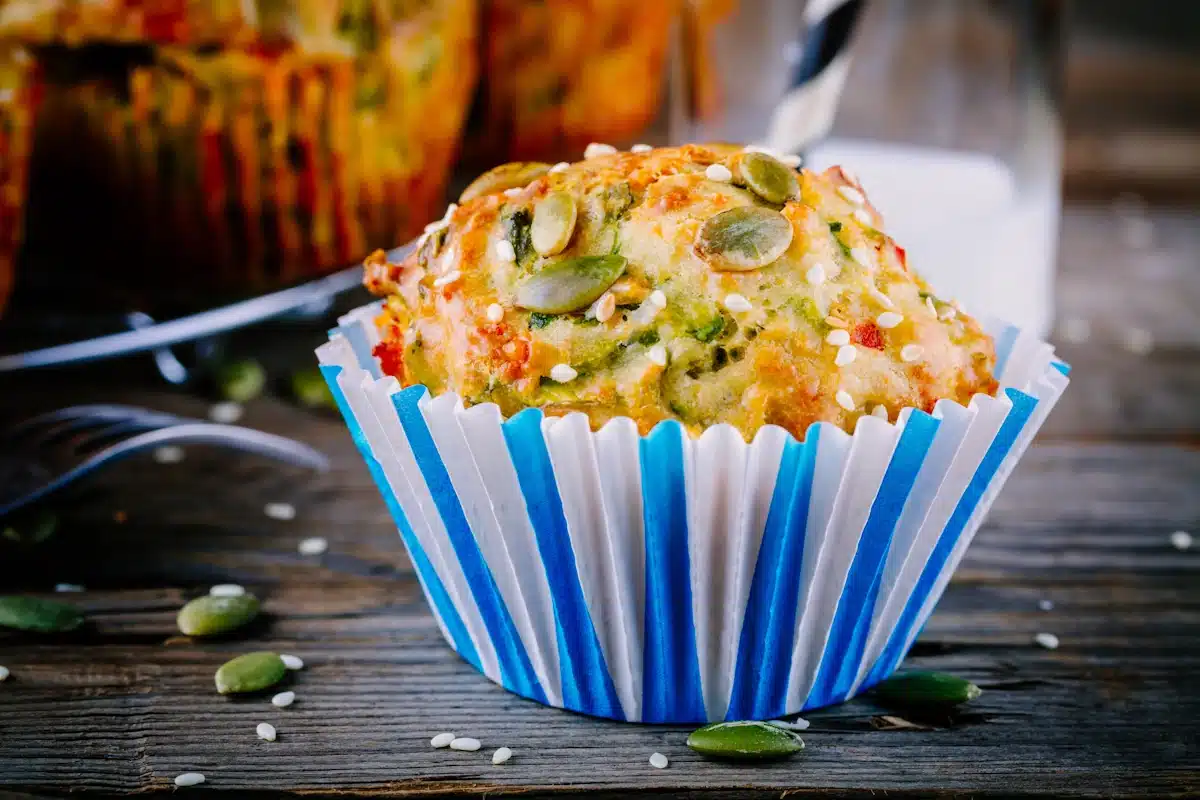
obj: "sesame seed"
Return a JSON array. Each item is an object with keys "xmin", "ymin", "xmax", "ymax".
[
  {"xmin": 1038, "ymin": 599, "xmax": 1055, "ymax": 611},
  {"xmin": 152, "ymin": 445, "xmax": 184, "ymax": 464},
  {"xmin": 1122, "ymin": 326, "xmax": 1154, "ymax": 355},
  {"xmin": 724, "ymin": 293, "xmax": 753, "ymax": 313},
  {"xmin": 492, "ymin": 747, "xmax": 514, "ymax": 765},
  {"xmin": 55, "ymin": 583, "xmax": 85, "ymax": 593},
  {"xmin": 1170, "ymin": 530, "xmax": 1193, "ymax": 551},
  {"xmin": 594, "ymin": 292, "xmax": 617, "ymax": 323},
  {"xmin": 265, "ymin": 502, "xmax": 296, "ymax": 521},
  {"xmin": 298, "ymin": 536, "xmax": 328, "ymax": 555},
  {"xmin": 486, "ymin": 303, "xmax": 505, "ymax": 322},
  {"xmin": 174, "ymin": 773, "xmax": 205, "ymax": 787},
  {"xmin": 876, "ymin": 311, "xmax": 903, "ymax": 329},
  {"xmin": 0, "ymin": 665, "xmax": 9, "ymax": 681},
  {"xmin": 433, "ymin": 270, "xmax": 462, "ymax": 288},
  {"xmin": 584, "ymin": 142, "xmax": 617, "ymax": 158},
  {"xmin": 926, "ymin": 296, "xmax": 937, "ymax": 316},
  {"xmin": 867, "ymin": 284, "xmax": 895, "ymax": 308},
  {"xmin": 900, "ymin": 344, "xmax": 924, "ymax": 362},
  {"xmin": 256, "ymin": 722, "xmax": 277, "ymax": 742},
  {"xmin": 631, "ymin": 143, "xmax": 653, "ymax": 153},
  {"xmin": 648, "ymin": 290, "xmax": 667, "ymax": 308},
  {"xmin": 503, "ymin": 187, "xmax": 523, "ymax": 197},
  {"xmin": 1034, "ymin": 632, "xmax": 1060, "ymax": 650},
  {"xmin": 834, "ymin": 344, "xmax": 857, "ymax": 367},
  {"xmin": 1059, "ymin": 317, "xmax": 1090, "ymax": 344},
  {"xmin": 209, "ymin": 584, "xmax": 245, "ymax": 597},
  {"xmin": 705, "ymin": 163, "xmax": 734, "ymax": 182},
  {"xmin": 549, "ymin": 364, "xmax": 578, "ymax": 383},
  {"xmin": 835, "ymin": 390, "xmax": 856, "ymax": 411},
  {"xmin": 208, "ymin": 401, "xmax": 244, "ymax": 424},
  {"xmin": 850, "ymin": 246, "xmax": 872, "ymax": 266},
  {"xmin": 767, "ymin": 717, "xmax": 810, "ymax": 731},
  {"xmin": 495, "ymin": 239, "xmax": 516, "ymax": 262},
  {"xmin": 838, "ymin": 185, "xmax": 866, "ymax": 205},
  {"xmin": 450, "ymin": 737, "xmax": 481, "ymax": 751},
  {"xmin": 430, "ymin": 732, "xmax": 455, "ymax": 748},
  {"xmin": 806, "ymin": 263, "xmax": 827, "ymax": 285},
  {"xmin": 825, "ymin": 329, "xmax": 851, "ymax": 346},
  {"xmin": 424, "ymin": 219, "xmax": 448, "ymax": 234},
  {"xmin": 871, "ymin": 405, "xmax": 889, "ymax": 420},
  {"xmin": 647, "ymin": 344, "xmax": 668, "ymax": 367},
  {"xmin": 280, "ymin": 654, "xmax": 304, "ymax": 671},
  {"xmin": 271, "ymin": 691, "xmax": 296, "ymax": 708},
  {"xmin": 649, "ymin": 752, "xmax": 669, "ymax": 769},
  {"xmin": 853, "ymin": 208, "xmax": 873, "ymax": 226},
  {"xmin": 780, "ymin": 153, "xmax": 803, "ymax": 167}
]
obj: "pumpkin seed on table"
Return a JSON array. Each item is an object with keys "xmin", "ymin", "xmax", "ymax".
[
  {"xmin": 216, "ymin": 359, "xmax": 266, "ymax": 403},
  {"xmin": 177, "ymin": 594, "xmax": 260, "ymax": 637},
  {"xmin": 732, "ymin": 151, "xmax": 800, "ymax": 204},
  {"xmin": 686, "ymin": 720, "xmax": 804, "ymax": 760},
  {"xmin": 871, "ymin": 671, "xmax": 982, "ymax": 708},
  {"xmin": 531, "ymin": 191, "xmax": 578, "ymax": 256},
  {"xmin": 695, "ymin": 206, "xmax": 793, "ymax": 271},
  {"xmin": 0, "ymin": 596, "xmax": 84, "ymax": 633},
  {"xmin": 516, "ymin": 255, "xmax": 627, "ymax": 314},
  {"xmin": 459, "ymin": 162, "xmax": 552, "ymax": 202},
  {"xmin": 215, "ymin": 652, "xmax": 287, "ymax": 695}
]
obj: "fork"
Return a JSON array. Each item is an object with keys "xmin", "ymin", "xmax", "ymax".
[{"xmin": 1, "ymin": 404, "xmax": 329, "ymax": 518}]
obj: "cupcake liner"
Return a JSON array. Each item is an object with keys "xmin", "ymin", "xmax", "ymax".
[{"xmin": 317, "ymin": 304, "xmax": 1069, "ymax": 723}]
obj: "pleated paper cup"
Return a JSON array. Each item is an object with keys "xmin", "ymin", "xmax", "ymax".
[{"xmin": 317, "ymin": 303, "xmax": 1069, "ymax": 723}]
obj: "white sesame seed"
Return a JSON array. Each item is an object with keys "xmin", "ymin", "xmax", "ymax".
[
  {"xmin": 256, "ymin": 722, "xmax": 277, "ymax": 742},
  {"xmin": 492, "ymin": 747, "xmax": 514, "ymax": 765},
  {"xmin": 780, "ymin": 153, "xmax": 803, "ymax": 167},
  {"xmin": 900, "ymin": 344, "xmax": 924, "ymax": 363},
  {"xmin": 450, "ymin": 737, "xmax": 481, "ymax": 751},
  {"xmin": 265, "ymin": 502, "xmax": 296, "ymax": 521},
  {"xmin": 1034, "ymin": 632, "xmax": 1060, "ymax": 650},
  {"xmin": 806, "ymin": 263, "xmax": 827, "ymax": 285},
  {"xmin": 495, "ymin": 239, "xmax": 516, "ymax": 262},
  {"xmin": 648, "ymin": 290, "xmax": 667, "ymax": 308},
  {"xmin": 486, "ymin": 303, "xmax": 505, "ymax": 323},
  {"xmin": 850, "ymin": 246, "xmax": 872, "ymax": 266},
  {"xmin": 834, "ymin": 344, "xmax": 857, "ymax": 367},
  {"xmin": 152, "ymin": 445, "xmax": 185, "ymax": 464},
  {"xmin": 876, "ymin": 311, "xmax": 903, "ymax": 329},
  {"xmin": 825, "ymin": 329, "xmax": 850, "ymax": 346},
  {"xmin": 649, "ymin": 752, "xmax": 669, "ymax": 769},
  {"xmin": 0, "ymin": 665, "xmax": 9, "ymax": 681},
  {"xmin": 594, "ymin": 292, "xmax": 617, "ymax": 323},
  {"xmin": 724, "ymin": 293, "xmax": 753, "ymax": 313},
  {"xmin": 280, "ymin": 654, "xmax": 304, "ymax": 671},
  {"xmin": 433, "ymin": 270, "xmax": 462, "ymax": 288},
  {"xmin": 55, "ymin": 583, "xmax": 85, "ymax": 593},
  {"xmin": 549, "ymin": 364, "xmax": 578, "ymax": 383},
  {"xmin": 208, "ymin": 401, "xmax": 244, "ymax": 424},
  {"xmin": 838, "ymin": 185, "xmax": 866, "ymax": 205},
  {"xmin": 926, "ymin": 296, "xmax": 937, "ymax": 316},
  {"xmin": 1122, "ymin": 326, "xmax": 1154, "ymax": 355},
  {"xmin": 767, "ymin": 717, "xmax": 810, "ymax": 731},
  {"xmin": 271, "ymin": 691, "xmax": 296, "ymax": 708},
  {"xmin": 1038, "ymin": 599, "xmax": 1055, "ymax": 611},
  {"xmin": 174, "ymin": 773, "xmax": 205, "ymax": 787},
  {"xmin": 853, "ymin": 208, "xmax": 873, "ymax": 226},
  {"xmin": 298, "ymin": 536, "xmax": 328, "ymax": 555},
  {"xmin": 1058, "ymin": 317, "xmax": 1090, "ymax": 344},
  {"xmin": 423, "ymin": 219, "xmax": 448, "ymax": 234},
  {"xmin": 868, "ymin": 285, "xmax": 895, "ymax": 309},
  {"xmin": 871, "ymin": 405, "xmax": 889, "ymax": 420},
  {"xmin": 209, "ymin": 584, "xmax": 245, "ymax": 597},
  {"xmin": 584, "ymin": 142, "xmax": 617, "ymax": 159},
  {"xmin": 431, "ymin": 732, "xmax": 455, "ymax": 748},
  {"xmin": 647, "ymin": 344, "xmax": 668, "ymax": 367},
  {"xmin": 503, "ymin": 187, "xmax": 523, "ymax": 197},
  {"xmin": 835, "ymin": 390, "xmax": 856, "ymax": 412},
  {"xmin": 1170, "ymin": 530, "xmax": 1193, "ymax": 551},
  {"xmin": 705, "ymin": 163, "xmax": 733, "ymax": 182},
  {"xmin": 549, "ymin": 161, "xmax": 570, "ymax": 173},
  {"xmin": 631, "ymin": 143, "xmax": 653, "ymax": 153}
]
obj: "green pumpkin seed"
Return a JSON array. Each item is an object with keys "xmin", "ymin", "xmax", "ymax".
[
  {"xmin": 177, "ymin": 594, "xmax": 261, "ymax": 637},
  {"xmin": 459, "ymin": 162, "xmax": 552, "ymax": 203},
  {"xmin": 291, "ymin": 367, "xmax": 336, "ymax": 410},
  {"xmin": 0, "ymin": 596, "xmax": 85, "ymax": 633},
  {"xmin": 216, "ymin": 359, "xmax": 266, "ymax": 403},
  {"xmin": 531, "ymin": 191, "xmax": 578, "ymax": 256},
  {"xmin": 695, "ymin": 206, "xmax": 793, "ymax": 271},
  {"xmin": 686, "ymin": 720, "xmax": 804, "ymax": 760},
  {"xmin": 215, "ymin": 651, "xmax": 287, "ymax": 695},
  {"xmin": 871, "ymin": 671, "xmax": 982, "ymax": 708},
  {"xmin": 733, "ymin": 152, "xmax": 800, "ymax": 204},
  {"xmin": 515, "ymin": 255, "xmax": 627, "ymax": 314}
]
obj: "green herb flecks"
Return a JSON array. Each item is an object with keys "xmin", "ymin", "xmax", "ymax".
[
  {"xmin": 528, "ymin": 312, "xmax": 554, "ymax": 329},
  {"xmin": 693, "ymin": 316, "xmax": 726, "ymax": 343},
  {"xmin": 636, "ymin": 329, "xmax": 661, "ymax": 346}
]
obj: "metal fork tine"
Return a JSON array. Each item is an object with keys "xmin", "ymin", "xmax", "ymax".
[{"xmin": 5, "ymin": 405, "xmax": 182, "ymax": 441}]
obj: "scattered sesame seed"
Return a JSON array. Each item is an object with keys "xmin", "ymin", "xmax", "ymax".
[
  {"xmin": 780, "ymin": 153, "xmax": 803, "ymax": 167},
  {"xmin": 853, "ymin": 208, "xmax": 873, "ymax": 226},
  {"xmin": 767, "ymin": 717, "xmax": 810, "ymax": 731},
  {"xmin": 450, "ymin": 737, "xmax": 481, "ymax": 751},
  {"xmin": 55, "ymin": 583, "xmax": 85, "ymax": 593},
  {"xmin": 264, "ymin": 502, "xmax": 296, "ymax": 521},
  {"xmin": 649, "ymin": 752, "xmax": 669, "ymax": 769},
  {"xmin": 806, "ymin": 263, "xmax": 827, "ymax": 285},
  {"xmin": 900, "ymin": 344, "xmax": 924, "ymax": 362},
  {"xmin": 835, "ymin": 390, "xmax": 856, "ymax": 411},
  {"xmin": 209, "ymin": 584, "xmax": 245, "ymax": 598},
  {"xmin": 256, "ymin": 722, "xmax": 277, "ymax": 742},
  {"xmin": 208, "ymin": 401, "xmax": 244, "ymax": 424},
  {"xmin": 871, "ymin": 405, "xmax": 889, "ymax": 420},
  {"xmin": 838, "ymin": 185, "xmax": 866, "ymax": 205},
  {"xmin": 834, "ymin": 344, "xmax": 857, "ymax": 367},
  {"xmin": 1122, "ymin": 326, "xmax": 1154, "ymax": 355},
  {"xmin": 631, "ymin": 143, "xmax": 653, "ymax": 153},
  {"xmin": 1038, "ymin": 599, "xmax": 1055, "ymax": 611},
  {"xmin": 0, "ymin": 665, "xmax": 9, "ymax": 681},
  {"xmin": 1059, "ymin": 317, "xmax": 1090, "ymax": 344},
  {"xmin": 850, "ymin": 246, "xmax": 872, "ymax": 266},
  {"xmin": 495, "ymin": 239, "xmax": 516, "ymax": 262},
  {"xmin": 876, "ymin": 311, "xmax": 903, "ymax": 329},
  {"xmin": 280, "ymin": 654, "xmax": 304, "ymax": 671},
  {"xmin": 647, "ymin": 344, "xmax": 668, "ymax": 367},
  {"xmin": 298, "ymin": 536, "xmax": 328, "ymax": 555},
  {"xmin": 594, "ymin": 292, "xmax": 617, "ymax": 323},
  {"xmin": 826, "ymin": 329, "xmax": 851, "ymax": 346},
  {"xmin": 271, "ymin": 691, "xmax": 296, "ymax": 708},
  {"xmin": 705, "ymin": 163, "xmax": 734, "ymax": 182},
  {"xmin": 174, "ymin": 773, "xmax": 205, "ymax": 788},
  {"xmin": 1170, "ymin": 530, "xmax": 1193, "ymax": 551},
  {"xmin": 433, "ymin": 270, "xmax": 462, "ymax": 288},
  {"xmin": 926, "ymin": 296, "xmax": 937, "ymax": 316},
  {"xmin": 431, "ymin": 732, "xmax": 456, "ymax": 748},
  {"xmin": 549, "ymin": 364, "xmax": 578, "ymax": 383},
  {"xmin": 868, "ymin": 284, "xmax": 895, "ymax": 309},
  {"xmin": 152, "ymin": 445, "xmax": 185, "ymax": 464},
  {"xmin": 724, "ymin": 293, "xmax": 753, "ymax": 313},
  {"xmin": 1034, "ymin": 632, "xmax": 1060, "ymax": 650},
  {"xmin": 492, "ymin": 747, "xmax": 514, "ymax": 765},
  {"xmin": 549, "ymin": 161, "xmax": 569, "ymax": 173},
  {"xmin": 486, "ymin": 303, "xmax": 505, "ymax": 323},
  {"xmin": 648, "ymin": 290, "xmax": 667, "ymax": 308},
  {"xmin": 584, "ymin": 142, "xmax": 617, "ymax": 159},
  {"xmin": 503, "ymin": 187, "xmax": 523, "ymax": 197}
]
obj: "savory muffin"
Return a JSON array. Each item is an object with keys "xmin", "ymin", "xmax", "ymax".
[{"xmin": 365, "ymin": 143, "xmax": 997, "ymax": 439}]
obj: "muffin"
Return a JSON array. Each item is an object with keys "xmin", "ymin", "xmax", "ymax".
[{"xmin": 365, "ymin": 143, "xmax": 997, "ymax": 439}]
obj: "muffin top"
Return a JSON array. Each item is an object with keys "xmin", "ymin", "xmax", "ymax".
[{"xmin": 365, "ymin": 143, "xmax": 997, "ymax": 440}]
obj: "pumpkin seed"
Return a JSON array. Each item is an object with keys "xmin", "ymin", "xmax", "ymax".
[
  {"xmin": 733, "ymin": 151, "xmax": 800, "ymax": 204},
  {"xmin": 177, "ymin": 594, "xmax": 261, "ymax": 637},
  {"xmin": 0, "ymin": 595, "xmax": 85, "ymax": 633},
  {"xmin": 515, "ymin": 255, "xmax": 627, "ymax": 314},
  {"xmin": 871, "ymin": 671, "xmax": 982, "ymax": 708},
  {"xmin": 216, "ymin": 359, "xmax": 266, "ymax": 403},
  {"xmin": 695, "ymin": 206, "xmax": 793, "ymax": 271},
  {"xmin": 291, "ymin": 367, "xmax": 336, "ymax": 410},
  {"xmin": 459, "ymin": 162, "xmax": 552, "ymax": 203},
  {"xmin": 686, "ymin": 720, "xmax": 804, "ymax": 760},
  {"xmin": 215, "ymin": 651, "xmax": 287, "ymax": 695},
  {"xmin": 531, "ymin": 191, "xmax": 577, "ymax": 256}
]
